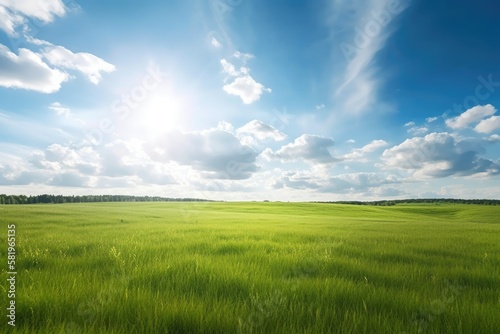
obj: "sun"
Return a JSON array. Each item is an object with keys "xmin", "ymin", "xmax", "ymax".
[{"xmin": 138, "ymin": 91, "xmax": 184, "ymax": 134}]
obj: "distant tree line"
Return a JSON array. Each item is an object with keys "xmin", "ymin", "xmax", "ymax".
[
  {"xmin": 0, "ymin": 194, "xmax": 215, "ymax": 205},
  {"xmin": 315, "ymin": 198, "xmax": 500, "ymax": 206},
  {"xmin": 0, "ymin": 195, "xmax": 498, "ymax": 205}
]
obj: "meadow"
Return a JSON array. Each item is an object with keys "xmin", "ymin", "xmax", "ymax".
[{"xmin": 0, "ymin": 202, "xmax": 499, "ymax": 333}]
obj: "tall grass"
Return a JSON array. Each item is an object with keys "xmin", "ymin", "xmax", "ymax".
[{"xmin": 0, "ymin": 202, "xmax": 499, "ymax": 333}]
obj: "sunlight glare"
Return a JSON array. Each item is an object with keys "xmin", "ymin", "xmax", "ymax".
[{"xmin": 139, "ymin": 92, "xmax": 184, "ymax": 134}]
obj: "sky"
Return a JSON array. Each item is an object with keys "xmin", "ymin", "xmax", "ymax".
[{"xmin": 0, "ymin": 0, "xmax": 499, "ymax": 201}]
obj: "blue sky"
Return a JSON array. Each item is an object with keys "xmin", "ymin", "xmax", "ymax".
[{"xmin": 0, "ymin": 0, "xmax": 499, "ymax": 200}]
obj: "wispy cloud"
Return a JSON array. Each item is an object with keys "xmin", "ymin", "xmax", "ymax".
[
  {"xmin": 25, "ymin": 36, "xmax": 53, "ymax": 46},
  {"xmin": 331, "ymin": 0, "xmax": 411, "ymax": 115},
  {"xmin": 0, "ymin": 110, "xmax": 76, "ymax": 144},
  {"xmin": 48, "ymin": 102, "xmax": 71, "ymax": 117}
]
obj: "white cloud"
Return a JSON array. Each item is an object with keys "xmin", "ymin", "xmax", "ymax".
[
  {"xmin": 316, "ymin": 104, "xmax": 325, "ymax": 110},
  {"xmin": 233, "ymin": 51, "xmax": 254, "ymax": 62},
  {"xmin": 371, "ymin": 186, "xmax": 405, "ymax": 197},
  {"xmin": 404, "ymin": 121, "xmax": 415, "ymax": 127},
  {"xmin": 0, "ymin": 123, "xmax": 265, "ymax": 189},
  {"xmin": 445, "ymin": 104, "xmax": 496, "ymax": 129},
  {"xmin": 407, "ymin": 125, "xmax": 429, "ymax": 136},
  {"xmin": 264, "ymin": 134, "xmax": 337, "ymax": 164},
  {"xmin": 0, "ymin": 1, "xmax": 113, "ymax": 92},
  {"xmin": 1, "ymin": 123, "xmax": 497, "ymax": 198},
  {"xmin": 475, "ymin": 115, "xmax": 500, "ymax": 134},
  {"xmin": 240, "ymin": 66, "xmax": 250, "ymax": 75},
  {"xmin": 320, "ymin": 172, "xmax": 399, "ymax": 194},
  {"xmin": 33, "ymin": 144, "xmax": 101, "ymax": 174},
  {"xmin": 220, "ymin": 52, "xmax": 270, "ymax": 104},
  {"xmin": 381, "ymin": 132, "xmax": 499, "ymax": 178},
  {"xmin": 12, "ymin": 141, "xmax": 178, "ymax": 188},
  {"xmin": 0, "ymin": 5, "xmax": 23, "ymax": 36},
  {"xmin": 99, "ymin": 140, "xmax": 177, "ymax": 185},
  {"xmin": 223, "ymin": 75, "xmax": 271, "ymax": 104},
  {"xmin": 0, "ymin": 163, "xmax": 49, "ymax": 186},
  {"xmin": 343, "ymin": 139, "xmax": 388, "ymax": 161},
  {"xmin": 0, "ymin": 0, "xmax": 66, "ymax": 24},
  {"xmin": 25, "ymin": 36, "xmax": 53, "ymax": 46},
  {"xmin": 272, "ymin": 169, "xmax": 399, "ymax": 195},
  {"xmin": 426, "ymin": 116, "xmax": 438, "ymax": 123},
  {"xmin": 144, "ymin": 129, "xmax": 259, "ymax": 180},
  {"xmin": 486, "ymin": 134, "xmax": 500, "ymax": 143},
  {"xmin": 50, "ymin": 172, "xmax": 94, "ymax": 187},
  {"xmin": 48, "ymin": 102, "xmax": 71, "ymax": 117},
  {"xmin": 211, "ymin": 37, "xmax": 221, "ymax": 48},
  {"xmin": 0, "ymin": 0, "xmax": 67, "ymax": 36},
  {"xmin": 220, "ymin": 59, "xmax": 250, "ymax": 77},
  {"xmin": 42, "ymin": 45, "xmax": 116, "ymax": 85},
  {"xmin": 237, "ymin": 120, "xmax": 287, "ymax": 142},
  {"xmin": 271, "ymin": 169, "xmax": 322, "ymax": 190},
  {"xmin": 359, "ymin": 139, "xmax": 388, "ymax": 152},
  {"xmin": 0, "ymin": 44, "xmax": 68, "ymax": 93},
  {"xmin": 217, "ymin": 120, "xmax": 234, "ymax": 132},
  {"xmin": 220, "ymin": 58, "xmax": 239, "ymax": 77}
]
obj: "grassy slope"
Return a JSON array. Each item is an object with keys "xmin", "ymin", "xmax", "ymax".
[{"xmin": 0, "ymin": 202, "xmax": 499, "ymax": 333}]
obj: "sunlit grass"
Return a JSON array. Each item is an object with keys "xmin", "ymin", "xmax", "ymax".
[{"xmin": 0, "ymin": 202, "xmax": 499, "ymax": 333}]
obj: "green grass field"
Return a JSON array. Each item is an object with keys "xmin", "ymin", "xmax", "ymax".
[{"xmin": 1, "ymin": 202, "xmax": 499, "ymax": 333}]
